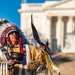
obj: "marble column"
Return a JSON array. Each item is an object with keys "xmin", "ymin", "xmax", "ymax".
[
  {"xmin": 72, "ymin": 17, "xmax": 75, "ymax": 32},
  {"xmin": 46, "ymin": 16, "xmax": 52, "ymax": 48},
  {"xmin": 67, "ymin": 16, "xmax": 74, "ymax": 33},
  {"xmin": 56, "ymin": 16, "xmax": 62, "ymax": 51},
  {"xmin": 61, "ymin": 17, "xmax": 64, "ymax": 51}
]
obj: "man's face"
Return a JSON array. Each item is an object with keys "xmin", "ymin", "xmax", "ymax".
[{"xmin": 8, "ymin": 31, "xmax": 19, "ymax": 43}]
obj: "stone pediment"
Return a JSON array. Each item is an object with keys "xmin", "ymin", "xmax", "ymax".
[
  {"xmin": 45, "ymin": 0, "xmax": 75, "ymax": 10},
  {"xmin": 51, "ymin": 0, "xmax": 75, "ymax": 9}
]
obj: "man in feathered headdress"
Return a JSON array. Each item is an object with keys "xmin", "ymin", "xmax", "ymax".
[{"xmin": 0, "ymin": 19, "xmax": 60, "ymax": 75}]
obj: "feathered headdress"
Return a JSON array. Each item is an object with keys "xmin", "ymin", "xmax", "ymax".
[{"xmin": 0, "ymin": 19, "xmax": 29, "ymax": 46}]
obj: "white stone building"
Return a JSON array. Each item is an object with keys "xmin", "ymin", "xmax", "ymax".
[{"xmin": 18, "ymin": 0, "xmax": 75, "ymax": 53}]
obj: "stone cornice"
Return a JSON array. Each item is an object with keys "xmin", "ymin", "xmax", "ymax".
[
  {"xmin": 18, "ymin": 8, "xmax": 43, "ymax": 13},
  {"xmin": 18, "ymin": 7, "xmax": 75, "ymax": 13},
  {"xmin": 18, "ymin": 3, "xmax": 43, "ymax": 13}
]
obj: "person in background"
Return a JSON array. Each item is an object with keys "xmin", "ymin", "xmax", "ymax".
[{"xmin": 0, "ymin": 19, "xmax": 60, "ymax": 75}]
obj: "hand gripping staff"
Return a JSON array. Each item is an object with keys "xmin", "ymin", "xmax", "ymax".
[{"xmin": 31, "ymin": 14, "xmax": 60, "ymax": 75}]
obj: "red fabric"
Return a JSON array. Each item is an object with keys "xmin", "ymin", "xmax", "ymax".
[{"xmin": 19, "ymin": 37, "xmax": 24, "ymax": 54}]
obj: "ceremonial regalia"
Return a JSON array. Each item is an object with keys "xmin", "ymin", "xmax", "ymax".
[
  {"xmin": 0, "ymin": 19, "xmax": 60, "ymax": 75},
  {"xmin": 1, "ymin": 44, "xmax": 45, "ymax": 75}
]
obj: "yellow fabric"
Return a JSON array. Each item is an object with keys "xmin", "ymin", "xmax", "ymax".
[
  {"xmin": 29, "ymin": 45, "xmax": 44, "ymax": 64},
  {"xmin": 4, "ymin": 44, "xmax": 58, "ymax": 74},
  {"xmin": 7, "ymin": 44, "xmax": 20, "ymax": 56},
  {"xmin": 12, "ymin": 44, "xmax": 20, "ymax": 53},
  {"xmin": 43, "ymin": 51, "xmax": 56, "ymax": 73},
  {"xmin": 28, "ymin": 45, "xmax": 59, "ymax": 74},
  {"xmin": 8, "ymin": 45, "xmax": 57, "ymax": 73},
  {"xmin": 29, "ymin": 45, "xmax": 59, "ymax": 74},
  {"xmin": 27, "ymin": 45, "xmax": 44, "ymax": 70}
]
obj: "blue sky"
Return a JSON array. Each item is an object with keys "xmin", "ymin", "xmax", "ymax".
[{"xmin": 0, "ymin": 0, "xmax": 59, "ymax": 27}]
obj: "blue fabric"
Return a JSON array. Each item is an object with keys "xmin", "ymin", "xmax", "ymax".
[
  {"xmin": 21, "ymin": 45, "xmax": 27, "ymax": 65},
  {"xmin": 1, "ymin": 47, "xmax": 11, "ymax": 60},
  {"xmin": 21, "ymin": 56, "xmax": 26, "ymax": 65}
]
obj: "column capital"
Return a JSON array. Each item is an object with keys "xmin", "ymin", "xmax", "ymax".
[
  {"xmin": 69, "ymin": 16, "xmax": 74, "ymax": 19},
  {"xmin": 58, "ymin": 16, "xmax": 63, "ymax": 19},
  {"xmin": 47, "ymin": 16, "xmax": 52, "ymax": 19}
]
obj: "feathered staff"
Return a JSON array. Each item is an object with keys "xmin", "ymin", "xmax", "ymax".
[
  {"xmin": 31, "ymin": 14, "xmax": 60, "ymax": 75},
  {"xmin": 31, "ymin": 14, "xmax": 51, "ymax": 55}
]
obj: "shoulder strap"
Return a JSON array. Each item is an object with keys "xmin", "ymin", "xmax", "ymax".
[{"xmin": 25, "ymin": 44, "xmax": 31, "ymax": 65}]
